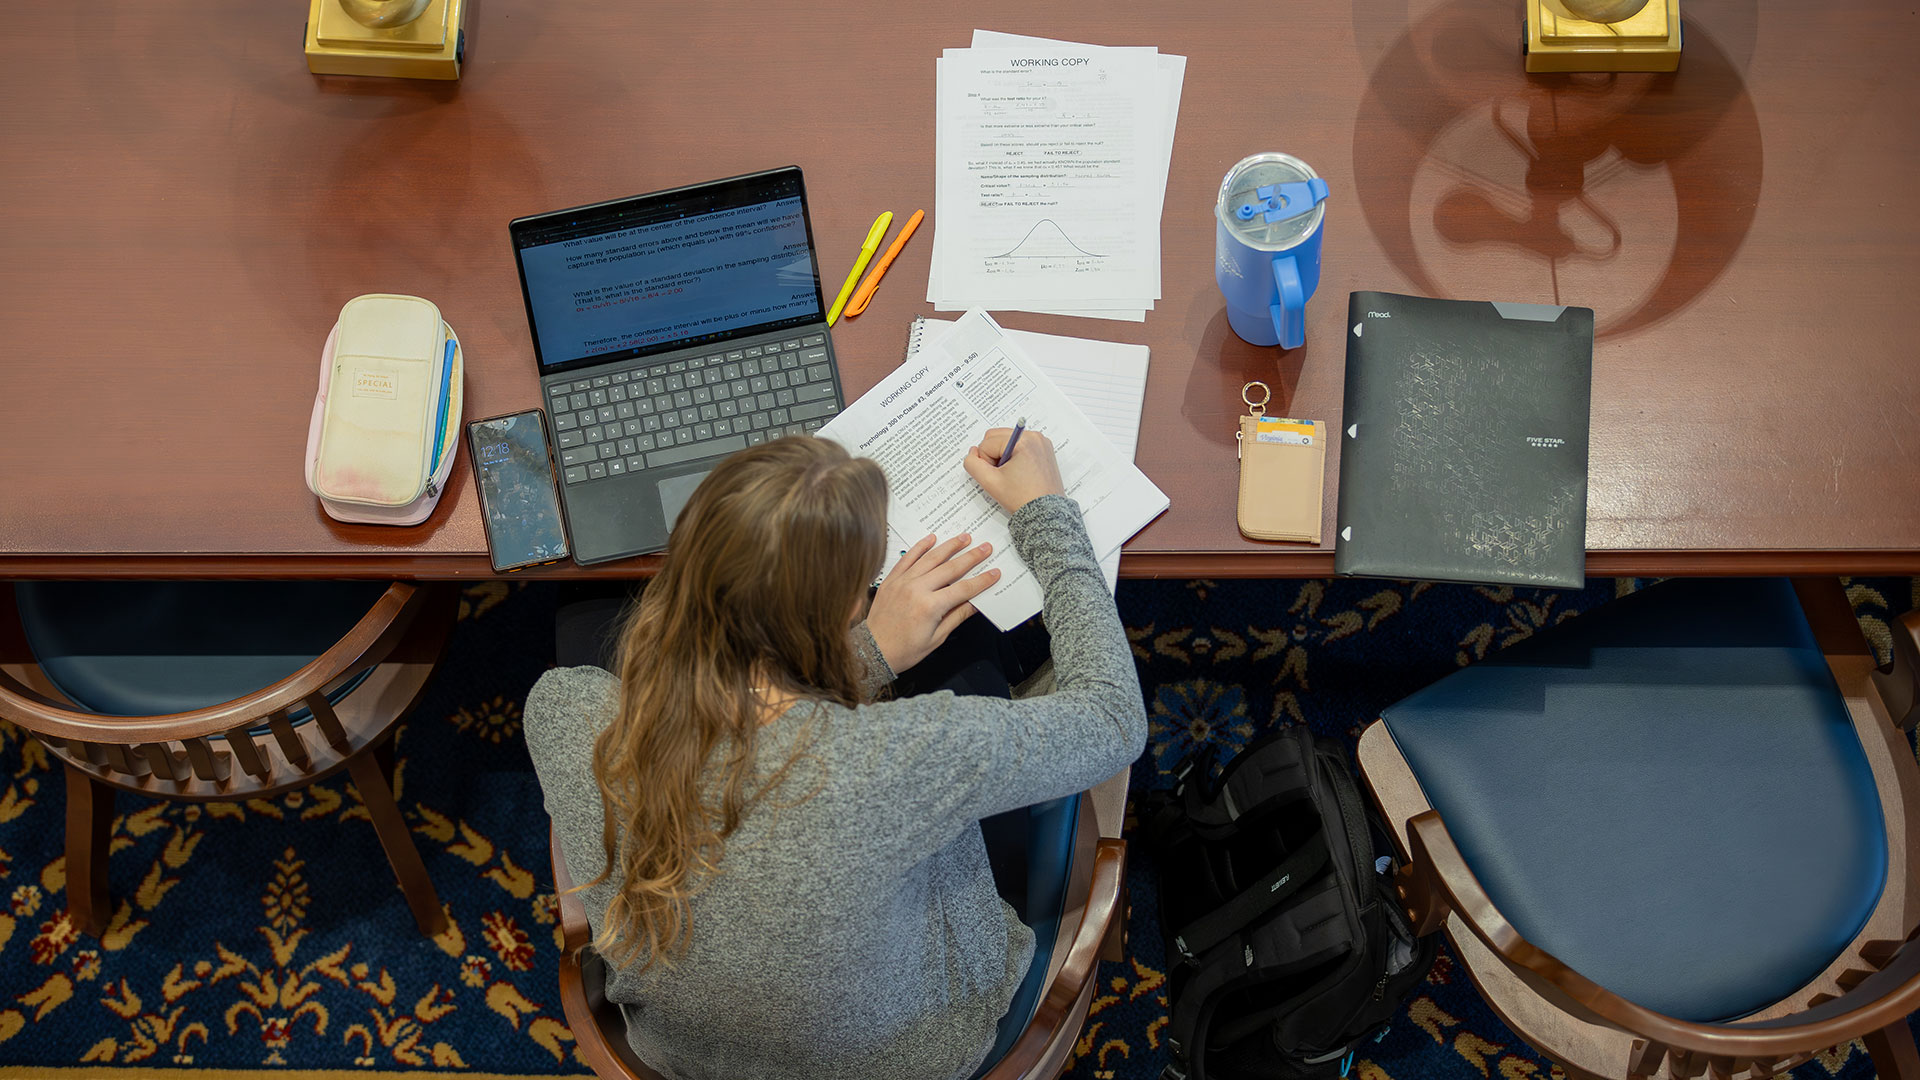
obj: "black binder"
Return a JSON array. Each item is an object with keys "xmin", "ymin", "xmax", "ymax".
[{"xmin": 1334, "ymin": 291, "xmax": 1594, "ymax": 589}]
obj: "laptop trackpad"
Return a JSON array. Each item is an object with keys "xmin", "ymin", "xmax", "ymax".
[{"xmin": 657, "ymin": 470, "xmax": 712, "ymax": 532}]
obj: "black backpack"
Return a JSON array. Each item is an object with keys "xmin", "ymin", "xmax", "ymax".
[{"xmin": 1143, "ymin": 725, "xmax": 1436, "ymax": 1080}]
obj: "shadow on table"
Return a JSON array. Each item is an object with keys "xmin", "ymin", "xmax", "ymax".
[
  {"xmin": 1348, "ymin": 0, "xmax": 1763, "ymax": 341},
  {"xmin": 1180, "ymin": 300, "xmax": 1312, "ymax": 452}
]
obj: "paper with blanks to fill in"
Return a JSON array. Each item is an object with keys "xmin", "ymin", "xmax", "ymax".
[
  {"xmin": 902, "ymin": 317, "xmax": 1152, "ymax": 589},
  {"xmin": 910, "ymin": 319, "xmax": 1149, "ymax": 461},
  {"xmin": 819, "ymin": 310, "xmax": 1168, "ymax": 630},
  {"xmin": 929, "ymin": 45, "xmax": 1161, "ymax": 316},
  {"xmin": 971, "ymin": 31, "xmax": 1184, "ymax": 256},
  {"xmin": 956, "ymin": 30, "xmax": 1186, "ymax": 322}
]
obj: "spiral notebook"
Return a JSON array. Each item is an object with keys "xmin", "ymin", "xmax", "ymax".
[
  {"xmin": 906, "ymin": 318, "xmax": 1150, "ymax": 456},
  {"xmin": 900, "ymin": 316, "xmax": 1153, "ymax": 591}
]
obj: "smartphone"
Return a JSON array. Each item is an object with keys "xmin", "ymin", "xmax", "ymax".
[{"xmin": 467, "ymin": 409, "xmax": 571, "ymax": 572}]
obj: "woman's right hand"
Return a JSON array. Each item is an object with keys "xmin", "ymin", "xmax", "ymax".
[
  {"xmin": 867, "ymin": 532, "xmax": 999, "ymax": 674},
  {"xmin": 963, "ymin": 428, "xmax": 1065, "ymax": 515}
]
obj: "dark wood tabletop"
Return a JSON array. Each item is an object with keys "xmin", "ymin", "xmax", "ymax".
[{"xmin": 2, "ymin": 0, "xmax": 1916, "ymax": 580}]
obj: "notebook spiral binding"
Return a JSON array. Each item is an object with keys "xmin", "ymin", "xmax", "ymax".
[{"xmin": 903, "ymin": 316, "xmax": 933, "ymax": 360}]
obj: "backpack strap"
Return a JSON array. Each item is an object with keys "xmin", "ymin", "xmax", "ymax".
[
  {"xmin": 1169, "ymin": 827, "xmax": 1331, "ymax": 963},
  {"xmin": 1164, "ymin": 877, "xmax": 1361, "ymax": 1079},
  {"xmin": 1266, "ymin": 900, "xmax": 1391, "ymax": 1055},
  {"xmin": 1143, "ymin": 746, "xmax": 1218, "ymax": 849},
  {"xmin": 1207, "ymin": 877, "xmax": 1364, "ymax": 1047},
  {"xmin": 1161, "ymin": 935, "xmax": 1248, "ymax": 1080},
  {"xmin": 1179, "ymin": 728, "xmax": 1317, "ymax": 841}
]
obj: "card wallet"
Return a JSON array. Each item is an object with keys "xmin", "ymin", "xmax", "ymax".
[{"xmin": 1237, "ymin": 415, "xmax": 1325, "ymax": 543}]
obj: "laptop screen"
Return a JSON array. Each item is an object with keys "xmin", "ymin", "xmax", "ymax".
[{"xmin": 511, "ymin": 168, "xmax": 824, "ymax": 375}]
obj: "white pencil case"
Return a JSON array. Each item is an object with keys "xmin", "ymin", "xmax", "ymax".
[{"xmin": 304, "ymin": 294, "xmax": 464, "ymax": 526}]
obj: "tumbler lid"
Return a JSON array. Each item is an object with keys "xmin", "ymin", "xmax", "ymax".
[{"xmin": 1216, "ymin": 153, "xmax": 1326, "ymax": 252}]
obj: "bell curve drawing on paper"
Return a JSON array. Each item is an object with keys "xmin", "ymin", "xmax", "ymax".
[{"xmin": 987, "ymin": 219, "xmax": 1109, "ymax": 259}]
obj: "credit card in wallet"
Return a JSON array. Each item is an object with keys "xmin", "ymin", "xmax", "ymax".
[{"xmin": 1254, "ymin": 417, "xmax": 1316, "ymax": 446}]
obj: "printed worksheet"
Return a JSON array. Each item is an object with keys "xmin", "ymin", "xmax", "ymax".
[
  {"xmin": 965, "ymin": 29, "xmax": 1186, "ymax": 322},
  {"xmin": 930, "ymin": 46, "xmax": 1161, "ymax": 310},
  {"xmin": 819, "ymin": 311, "xmax": 1167, "ymax": 629},
  {"xmin": 971, "ymin": 31, "xmax": 1185, "ymax": 244},
  {"xmin": 908, "ymin": 319, "xmax": 1150, "ymax": 460}
]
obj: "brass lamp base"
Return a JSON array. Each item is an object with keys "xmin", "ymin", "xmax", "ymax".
[
  {"xmin": 1524, "ymin": 0, "xmax": 1680, "ymax": 73},
  {"xmin": 304, "ymin": 0, "xmax": 466, "ymax": 81}
]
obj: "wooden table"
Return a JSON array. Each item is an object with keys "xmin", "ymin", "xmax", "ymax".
[{"xmin": 2, "ymin": 0, "xmax": 1916, "ymax": 580}]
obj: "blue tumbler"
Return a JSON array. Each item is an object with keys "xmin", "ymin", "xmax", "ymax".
[{"xmin": 1214, "ymin": 153, "xmax": 1329, "ymax": 349}]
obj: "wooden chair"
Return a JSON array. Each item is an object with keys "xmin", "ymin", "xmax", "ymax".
[
  {"xmin": 1356, "ymin": 577, "xmax": 1920, "ymax": 1080},
  {"xmin": 0, "ymin": 580, "xmax": 458, "ymax": 938},
  {"xmin": 550, "ymin": 772, "xmax": 1131, "ymax": 1080}
]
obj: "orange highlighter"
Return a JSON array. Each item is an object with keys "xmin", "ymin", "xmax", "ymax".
[{"xmin": 841, "ymin": 209, "xmax": 925, "ymax": 319}]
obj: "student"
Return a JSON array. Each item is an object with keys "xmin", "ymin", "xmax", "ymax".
[{"xmin": 524, "ymin": 431, "xmax": 1146, "ymax": 1080}]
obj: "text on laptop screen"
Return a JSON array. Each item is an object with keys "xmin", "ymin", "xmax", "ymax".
[{"xmin": 518, "ymin": 196, "xmax": 820, "ymax": 369}]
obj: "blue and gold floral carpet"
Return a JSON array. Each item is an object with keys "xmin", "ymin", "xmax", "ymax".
[{"xmin": 0, "ymin": 577, "xmax": 1913, "ymax": 1079}]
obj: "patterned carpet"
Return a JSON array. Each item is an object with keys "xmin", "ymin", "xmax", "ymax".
[{"xmin": 0, "ymin": 576, "xmax": 1913, "ymax": 1079}]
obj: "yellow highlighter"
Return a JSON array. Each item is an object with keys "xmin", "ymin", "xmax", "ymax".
[
  {"xmin": 843, "ymin": 208, "xmax": 924, "ymax": 319},
  {"xmin": 826, "ymin": 211, "xmax": 893, "ymax": 326}
]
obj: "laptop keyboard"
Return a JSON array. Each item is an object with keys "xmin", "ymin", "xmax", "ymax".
[{"xmin": 544, "ymin": 333, "xmax": 839, "ymax": 485}]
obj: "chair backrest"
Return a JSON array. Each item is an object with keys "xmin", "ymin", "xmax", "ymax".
[
  {"xmin": 981, "ymin": 824, "xmax": 1126, "ymax": 1079},
  {"xmin": 0, "ymin": 582, "xmax": 448, "ymax": 799},
  {"xmin": 549, "ymin": 797, "xmax": 1127, "ymax": 1080}
]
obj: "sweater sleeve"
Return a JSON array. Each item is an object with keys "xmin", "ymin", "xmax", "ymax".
[
  {"xmin": 849, "ymin": 494, "xmax": 1147, "ymax": 861},
  {"xmin": 522, "ymin": 665, "xmax": 623, "ymax": 910},
  {"xmin": 850, "ymin": 620, "xmax": 896, "ymax": 701}
]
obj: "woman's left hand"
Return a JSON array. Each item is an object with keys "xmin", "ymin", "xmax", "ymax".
[{"xmin": 867, "ymin": 532, "xmax": 1001, "ymax": 674}]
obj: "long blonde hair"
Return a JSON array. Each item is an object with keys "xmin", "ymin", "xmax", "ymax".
[{"xmin": 584, "ymin": 436, "xmax": 887, "ymax": 971}]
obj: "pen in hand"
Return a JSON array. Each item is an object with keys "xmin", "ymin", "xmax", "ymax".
[
  {"xmin": 965, "ymin": 422, "xmax": 1065, "ymax": 515},
  {"xmin": 997, "ymin": 417, "xmax": 1026, "ymax": 468}
]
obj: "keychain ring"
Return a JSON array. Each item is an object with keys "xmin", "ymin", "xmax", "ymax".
[{"xmin": 1242, "ymin": 381, "xmax": 1271, "ymax": 414}]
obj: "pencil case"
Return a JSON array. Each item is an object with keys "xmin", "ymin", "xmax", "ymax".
[{"xmin": 304, "ymin": 293, "xmax": 465, "ymax": 526}]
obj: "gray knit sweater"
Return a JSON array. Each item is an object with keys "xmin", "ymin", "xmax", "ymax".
[{"xmin": 523, "ymin": 494, "xmax": 1146, "ymax": 1080}]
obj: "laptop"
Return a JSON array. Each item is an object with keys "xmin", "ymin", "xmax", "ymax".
[{"xmin": 510, "ymin": 167, "xmax": 845, "ymax": 564}]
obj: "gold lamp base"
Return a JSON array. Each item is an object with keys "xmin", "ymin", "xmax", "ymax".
[
  {"xmin": 1524, "ymin": 0, "xmax": 1680, "ymax": 73},
  {"xmin": 304, "ymin": 0, "xmax": 466, "ymax": 81}
]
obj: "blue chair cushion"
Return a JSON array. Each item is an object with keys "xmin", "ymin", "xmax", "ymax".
[
  {"xmin": 1382, "ymin": 578, "xmax": 1886, "ymax": 1023},
  {"xmin": 15, "ymin": 581, "xmax": 391, "ymax": 718}
]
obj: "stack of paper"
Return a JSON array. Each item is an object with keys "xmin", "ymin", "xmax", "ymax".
[
  {"xmin": 819, "ymin": 310, "xmax": 1167, "ymax": 630},
  {"xmin": 903, "ymin": 316, "xmax": 1150, "ymax": 591},
  {"xmin": 927, "ymin": 31, "xmax": 1186, "ymax": 323}
]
